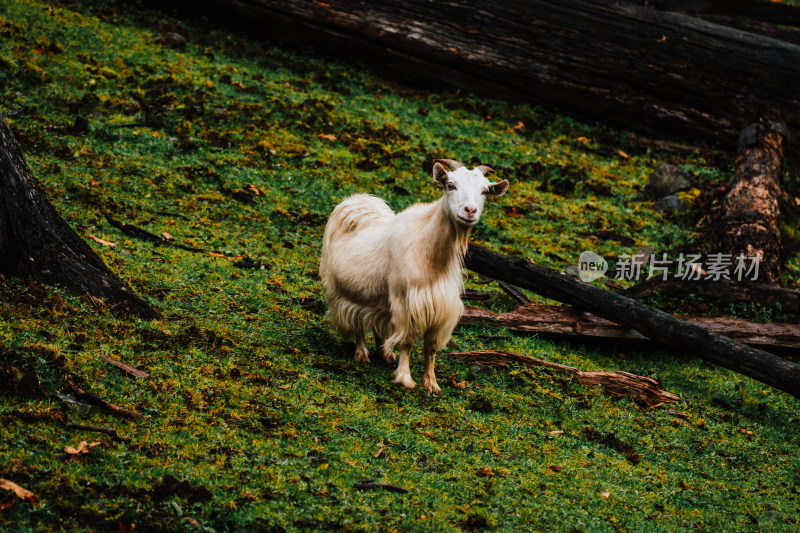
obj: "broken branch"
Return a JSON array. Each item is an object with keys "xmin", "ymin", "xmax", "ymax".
[
  {"xmin": 75, "ymin": 389, "xmax": 143, "ymax": 419},
  {"xmin": 64, "ymin": 422, "xmax": 130, "ymax": 443},
  {"xmin": 445, "ymin": 350, "xmax": 680, "ymax": 409}
]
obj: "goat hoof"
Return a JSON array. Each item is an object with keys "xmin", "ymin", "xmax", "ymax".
[
  {"xmin": 354, "ymin": 348, "xmax": 371, "ymax": 364},
  {"xmin": 394, "ymin": 374, "xmax": 416, "ymax": 389},
  {"xmin": 382, "ymin": 351, "xmax": 397, "ymax": 364},
  {"xmin": 423, "ymin": 379, "xmax": 441, "ymax": 395}
]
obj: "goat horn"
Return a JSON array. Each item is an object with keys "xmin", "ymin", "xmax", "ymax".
[
  {"xmin": 433, "ymin": 159, "xmax": 465, "ymax": 170},
  {"xmin": 475, "ymin": 165, "xmax": 495, "ymax": 175}
]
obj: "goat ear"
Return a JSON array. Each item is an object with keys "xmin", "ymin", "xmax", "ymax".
[
  {"xmin": 487, "ymin": 179, "xmax": 509, "ymax": 196},
  {"xmin": 432, "ymin": 163, "xmax": 449, "ymax": 185}
]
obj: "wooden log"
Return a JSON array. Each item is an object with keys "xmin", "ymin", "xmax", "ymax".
[
  {"xmin": 0, "ymin": 119, "xmax": 160, "ymax": 319},
  {"xmin": 464, "ymin": 245, "xmax": 800, "ymax": 398},
  {"xmin": 169, "ymin": 0, "xmax": 800, "ymax": 150},
  {"xmin": 461, "ymin": 303, "xmax": 800, "ymax": 349},
  {"xmin": 639, "ymin": 0, "xmax": 800, "ymax": 29},
  {"xmin": 445, "ymin": 350, "xmax": 680, "ymax": 409},
  {"xmin": 722, "ymin": 123, "xmax": 786, "ymax": 284}
]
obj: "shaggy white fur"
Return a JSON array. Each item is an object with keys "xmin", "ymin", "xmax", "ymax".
[{"xmin": 319, "ymin": 160, "xmax": 509, "ymax": 393}]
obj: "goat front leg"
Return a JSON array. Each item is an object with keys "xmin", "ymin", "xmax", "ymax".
[
  {"xmin": 354, "ymin": 329, "xmax": 370, "ymax": 363},
  {"xmin": 421, "ymin": 331, "xmax": 441, "ymax": 394},
  {"xmin": 393, "ymin": 334, "xmax": 416, "ymax": 389}
]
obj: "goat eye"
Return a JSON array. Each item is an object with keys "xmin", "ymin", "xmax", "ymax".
[{"xmin": 447, "ymin": 182, "xmax": 457, "ymax": 191}]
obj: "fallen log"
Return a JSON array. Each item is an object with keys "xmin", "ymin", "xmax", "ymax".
[
  {"xmin": 170, "ymin": 0, "xmax": 800, "ymax": 150},
  {"xmin": 464, "ymin": 245, "xmax": 800, "ymax": 399},
  {"xmin": 461, "ymin": 303, "xmax": 800, "ymax": 349},
  {"xmin": 445, "ymin": 350, "xmax": 680, "ymax": 409},
  {"xmin": 622, "ymin": 277, "xmax": 800, "ymax": 314},
  {"xmin": 722, "ymin": 123, "xmax": 786, "ymax": 284}
]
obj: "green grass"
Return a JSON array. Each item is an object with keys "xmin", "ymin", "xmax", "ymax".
[{"xmin": 1, "ymin": 0, "xmax": 799, "ymax": 531}]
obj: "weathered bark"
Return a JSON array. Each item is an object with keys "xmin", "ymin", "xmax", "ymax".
[
  {"xmin": 639, "ymin": 0, "xmax": 800, "ymax": 29},
  {"xmin": 0, "ymin": 118, "xmax": 160, "ymax": 319},
  {"xmin": 464, "ymin": 245, "xmax": 800, "ymax": 398},
  {"xmin": 445, "ymin": 350, "xmax": 680, "ymax": 408},
  {"xmin": 169, "ymin": 0, "xmax": 800, "ymax": 150},
  {"xmin": 622, "ymin": 277, "xmax": 800, "ymax": 314},
  {"xmin": 722, "ymin": 123, "xmax": 786, "ymax": 284},
  {"xmin": 462, "ymin": 303, "xmax": 800, "ymax": 349}
]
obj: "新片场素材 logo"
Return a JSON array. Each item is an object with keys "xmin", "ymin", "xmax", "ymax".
[
  {"xmin": 578, "ymin": 251, "xmax": 608, "ymax": 282},
  {"xmin": 577, "ymin": 251, "xmax": 762, "ymax": 282}
]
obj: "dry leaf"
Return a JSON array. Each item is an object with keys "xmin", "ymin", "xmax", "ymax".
[
  {"xmin": 512, "ymin": 121, "xmax": 525, "ymax": 132},
  {"xmin": 64, "ymin": 440, "xmax": 101, "ymax": 456},
  {"xmin": 576, "ymin": 136, "xmax": 590, "ymax": 143},
  {"xmin": 374, "ymin": 444, "xmax": 386, "ymax": 458},
  {"xmin": 617, "ymin": 149, "xmax": 630, "ymax": 159},
  {"xmin": 738, "ymin": 428, "xmax": 754, "ymax": 436},
  {"xmin": 0, "ymin": 479, "xmax": 34, "ymax": 499},
  {"xmin": 547, "ymin": 430, "xmax": 564, "ymax": 437},
  {"xmin": 161, "ymin": 231, "xmax": 173, "ymax": 241},
  {"xmin": 318, "ymin": 134, "xmax": 337, "ymax": 141},
  {"xmin": 547, "ymin": 465, "xmax": 563, "ymax": 472},
  {"xmin": 87, "ymin": 234, "xmax": 117, "ymax": 247},
  {"xmin": 245, "ymin": 184, "xmax": 262, "ymax": 196},
  {"xmin": 601, "ymin": 490, "xmax": 610, "ymax": 500},
  {"xmin": 448, "ymin": 376, "xmax": 467, "ymax": 389},
  {"xmin": 477, "ymin": 466, "xmax": 495, "ymax": 477}
]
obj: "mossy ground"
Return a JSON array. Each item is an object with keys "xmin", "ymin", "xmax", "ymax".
[{"xmin": 1, "ymin": 1, "xmax": 799, "ymax": 531}]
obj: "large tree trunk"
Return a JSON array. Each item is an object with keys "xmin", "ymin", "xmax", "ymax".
[
  {"xmin": 0, "ymin": 119, "xmax": 160, "ymax": 319},
  {"xmin": 721, "ymin": 123, "xmax": 786, "ymax": 284},
  {"xmin": 172, "ymin": 0, "xmax": 800, "ymax": 149},
  {"xmin": 464, "ymin": 245, "xmax": 800, "ymax": 399}
]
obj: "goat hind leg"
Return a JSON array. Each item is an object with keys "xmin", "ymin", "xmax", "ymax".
[{"xmin": 354, "ymin": 329, "xmax": 370, "ymax": 363}]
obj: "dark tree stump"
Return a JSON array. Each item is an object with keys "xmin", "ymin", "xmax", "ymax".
[
  {"xmin": 0, "ymin": 118, "xmax": 160, "ymax": 319},
  {"xmin": 722, "ymin": 123, "xmax": 786, "ymax": 285}
]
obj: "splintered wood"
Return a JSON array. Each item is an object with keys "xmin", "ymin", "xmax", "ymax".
[
  {"xmin": 445, "ymin": 350, "xmax": 680, "ymax": 409},
  {"xmin": 461, "ymin": 304, "xmax": 800, "ymax": 349}
]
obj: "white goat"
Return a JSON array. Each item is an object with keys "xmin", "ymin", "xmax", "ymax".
[{"xmin": 319, "ymin": 159, "xmax": 509, "ymax": 394}]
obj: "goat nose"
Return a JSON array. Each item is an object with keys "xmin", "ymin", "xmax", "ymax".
[{"xmin": 464, "ymin": 206, "xmax": 477, "ymax": 217}]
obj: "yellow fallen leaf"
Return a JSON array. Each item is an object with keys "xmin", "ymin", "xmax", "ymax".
[
  {"xmin": 601, "ymin": 490, "xmax": 610, "ymax": 500},
  {"xmin": 161, "ymin": 231, "xmax": 173, "ymax": 241},
  {"xmin": 477, "ymin": 466, "xmax": 495, "ymax": 477},
  {"xmin": 318, "ymin": 134, "xmax": 337, "ymax": 141},
  {"xmin": 87, "ymin": 234, "xmax": 117, "ymax": 247},
  {"xmin": 245, "ymin": 184, "xmax": 262, "ymax": 195},
  {"xmin": 548, "ymin": 430, "xmax": 564, "ymax": 437},
  {"xmin": 0, "ymin": 479, "xmax": 34, "ymax": 499},
  {"xmin": 64, "ymin": 440, "xmax": 101, "ymax": 456}
]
